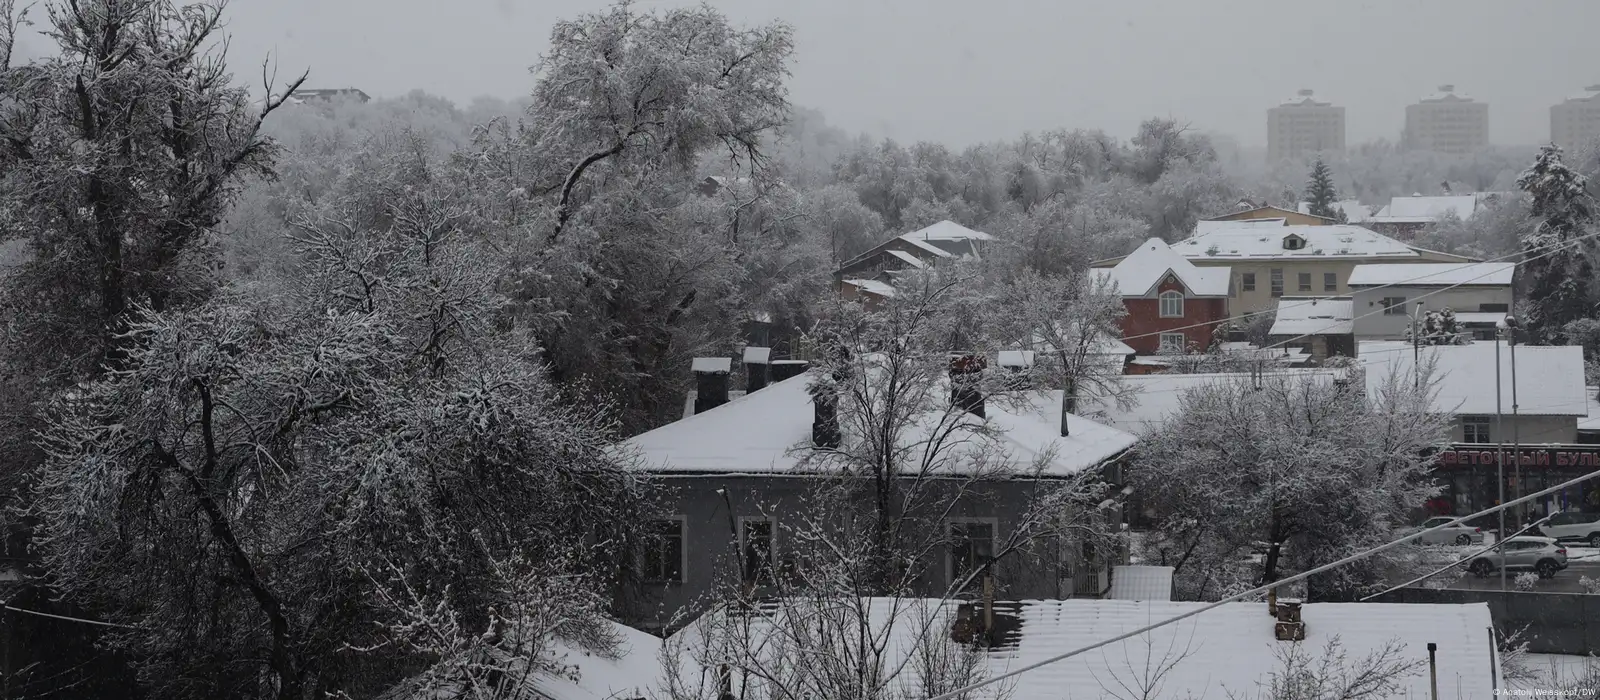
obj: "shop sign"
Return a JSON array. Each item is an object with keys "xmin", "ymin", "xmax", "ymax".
[{"xmin": 1436, "ymin": 444, "xmax": 1600, "ymax": 469}]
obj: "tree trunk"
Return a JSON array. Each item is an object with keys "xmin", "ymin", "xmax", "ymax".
[{"xmin": 1262, "ymin": 540, "xmax": 1282, "ymax": 586}]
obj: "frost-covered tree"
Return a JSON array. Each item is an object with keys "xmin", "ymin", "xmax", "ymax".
[
  {"xmin": 27, "ymin": 139, "xmax": 647, "ymax": 699},
  {"xmin": 1404, "ymin": 308, "xmax": 1470, "ymax": 346},
  {"xmin": 1516, "ymin": 144, "xmax": 1596, "ymax": 345},
  {"xmin": 1303, "ymin": 157, "xmax": 1338, "ymax": 219},
  {"xmin": 1129, "ymin": 370, "xmax": 1449, "ymax": 602}
]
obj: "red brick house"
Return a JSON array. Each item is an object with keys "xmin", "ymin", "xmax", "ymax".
[{"xmin": 1090, "ymin": 238, "xmax": 1231, "ymax": 355}]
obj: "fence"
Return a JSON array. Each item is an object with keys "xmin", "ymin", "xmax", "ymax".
[{"xmin": 1369, "ymin": 587, "xmax": 1600, "ymax": 655}]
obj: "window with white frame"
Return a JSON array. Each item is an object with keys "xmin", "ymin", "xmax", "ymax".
[
  {"xmin": 1323, "ymin": 272, "xmax": 1338, "ymax": 292},
  {"xmin": 1159, "ymin": 333, "xmax": 1187, "ymax": 353},
  {"xmin": 739, "ymin": 517, "xmax": 775, "ymax": 586},
  {"xmin": 1382, "ymin": 297, "xmax": 1408, "ymax": 316},
  {"xmin": 643, "ymin": 518, "xmax": 685, "ymax": 583},
  {"xmin": 1158, "ymin": 290, "xmax": 1184, "ymax": 318},
  {"xmin": 947, "ymin": 519, "xmax": 996, "ymax": 589},
  {"xmin": 1462, "ymin": 416, "xmax": 1492, "ymax": 444}
]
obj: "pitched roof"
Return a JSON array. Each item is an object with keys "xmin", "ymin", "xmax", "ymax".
[
  {"xmin": 1362, "ymin": 343, "xmax": 1589, "ymax": 417},
  {"xmin": 842, "ymin": 279, "xmax": 896, "ymax": 298},
  {"xmin": 902, "ymin": 220, "xmax": 994, "ymax": 242},
  {"xmin": 1177, "ymin": 224, "xmax": 1418, "ymax": 260},
  {"xmin": 1270, "ymin": 296, "xmax": 1354, "ymax": 336},
  {"xmin": 532, "ymin": 621, "xmax": 664, "ymax": 700},
  {"xmin": 1297, "ymin": 200, "xmax": 1375, "ymax": 223},
  {"xmin": 624, "ymin": 373, "xmax": 1137, "ymax": 476},
  {"xmin": 1372, "ymin": 195, "xmax": 1480, "ymax": 222},
  {"xmin": 1346, "ymin": 262, "xmax": 1515, "ymax": 287},
  {"xmin": 1091, "ymin": 238, "xmax": 1230, "ymax": 297},
  {"xmin": 1076, "ymin": 370, "xmax": 1341, "ymax": 434},
  {"xmin": 665, "ymin": 599, "xmax": 1496, "ymax": 700}
]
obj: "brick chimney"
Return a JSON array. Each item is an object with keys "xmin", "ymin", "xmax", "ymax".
[
  {"xmin": 811, "ymin": 374, "xmax": 841, "ymax": 449},
  {"xmin": 692, "ymin": 357, "xmax": 732, "ymax": 415},
  {"xmin": 949, "ymin": 354, "xmax": 986, "ymax": 418},
  {"xmin": 743, "ymin": 347, "xmax": 771, "ymax": 393},
  {"xmin": 1273, "ymin": 599, "xmax": 1305, "ymax": 641}
]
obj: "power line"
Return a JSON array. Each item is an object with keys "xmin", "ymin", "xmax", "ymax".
[
  {"xmin": 0, "ymin": 600, "xmax": 139, "ymax": 630},
  {"xmin": 924, "ymin": 466, "xmax": 1600, "ymax": 700}
]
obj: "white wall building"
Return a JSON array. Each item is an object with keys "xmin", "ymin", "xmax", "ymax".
[
  {"xmin": 1552, "ymin": 85, "xmax": 1600, "ymax": 152},
  {"xmin": 1404, "ymin": 85, "xmax": 1490, "ymax": 155},
  {"xmin": 1267, "ymin": 89, "xmax": 1346, "ymax": 162},
  {"xmin": 1346, "ymin": 262, "xmax": 1514, "ymax": 340}
]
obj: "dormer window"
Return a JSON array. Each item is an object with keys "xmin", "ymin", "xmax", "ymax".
[
  {"xmin": 1282, "ymin": 234, "xmax": 1306, "ymax": 251},
  {"xmin": 1159, "ymin": 290, "xmax": 1185, "ymax": 318}
]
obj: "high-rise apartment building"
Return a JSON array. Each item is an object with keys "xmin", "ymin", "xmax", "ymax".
[
  {"xmin": 1551, "ymin": 85, "xmax": 1600, "ymax": 151},
  {"xmin": 1403, "ymin": 85, "xmax": 1489, "ymax": 155},
  {"xmin": 1267, "ymin": 89, "xmax": 1345, "ymax": 162}
]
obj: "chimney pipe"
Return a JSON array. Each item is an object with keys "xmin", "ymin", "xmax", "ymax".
[
  {"xmin": 771, "ymin": 360, "xmax": 810, "ymax": 382},
  {"xmin": 743, "ymin": 347, "xmax": 771, "ymax": 393},
  {"xmin": 1427, "ymin": 643, "xmax": 1439, "ymax": 700},
  {"xmin": 692, "ymin": 357, "xmax": 732, "ymax": 415},
  {"xmin": 949, "ymin": 354, "xmax": 986, "ymax": 418},
  {"xmin": 810, "ymin": 365, "xmax": 844, "ymax": 449}
]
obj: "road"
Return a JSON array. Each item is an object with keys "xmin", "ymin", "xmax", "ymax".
[{"xmin": 1447, "ymin": 559, "xmax": 1600, "ymax": 594}]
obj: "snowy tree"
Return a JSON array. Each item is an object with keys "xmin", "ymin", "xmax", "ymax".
[
  {"xmin": 1129, "ymin": 369, "xmax": 1449, "ymax": 602},
  {"xmin": 1303, "ymin": 157, "xmax": 1338, "ymax": 219},
  {"xmin": 27, "ymin": 140, "xmax": 649, "ymax": 699},
  {"xmin": 1516, "ymin": 144, "xmax": 1596, "ymax": 345},
  {"xmin": 1228, "ymin": 637, "xmax": 1421, "ymax": 700},
  {"xmin": 1404, "ymin": 308, "xmax": 1471, "ymax": 346}
]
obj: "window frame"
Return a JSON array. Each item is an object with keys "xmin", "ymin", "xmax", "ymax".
[
  {"xmin": 1270, "ymin": 268, "xmax": 1284, "ymax": 298},
  {"xmin": 642, "ymin": 516, "xmax": 687, "ymax": 584},
  {"xmin": 1241, "ymin": 272, "xmax": 1256, "ymax": 292},
  {"xmin": 1461, "ymin": 416, "xmax": 1492, "ymax": 444},
  {"xmin": 1158, "ymin": 332, "xmax": 1188, "ymax": 354},
  {"xmin": 1158, "ymin": 290, "xmax": 1185, "ymax": 318},
  {"xmin": 1323, "ymin": 272, "xmax": 1337, "ymax": 292},
  {"xmin": 1297, "ymin": 272, "xmax": 1312, "ymax": 292},
  {"xmin": 946, "ymin": 517, "xmax": 999, "ymax": 590},
  {"xmin": 1382, "ymin": 297, "xmax": 1408, "ymax": 316},
  {"xmin": 738, "ymin": 516, "xmax": 777, "ymax": 586}
]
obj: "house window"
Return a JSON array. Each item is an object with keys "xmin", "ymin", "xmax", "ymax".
[
  {"xmin": 1382, "ymin": 297, "xmax": 1408, "ymax": 316},
  {"xmin": 1283, "ymin": 235, "xmax": 1306, "ymax": 250},
  {"xmin": 740, "ymin": 518, "xmax": 775, "ymax": 586},
  {"xmin": 947, "ymin": 519, "xmax": 996, "ymax": 589},
  {"xmin": 1241, "ymin": 272, "xmax": 1256, "ymax": 292},
  {"xmin": 1159, "ymin": 290, "xmax": 1184, "ymax": 318},
  {"xmin": 1462, "ymin": 416, "xmax": 1492, "ymax": 444},
  {"xmin": 1297, "ymin": 272, "xmax": 1312, "ymax": 292},
  {"xmin": 1270, "ymin": 269, "xmax": 1284, "ymax": 297},
  {"xmin": 1323, "ymin": 272, "xmax": 1337, "ymax": 292},
  {"xmin": 643, "ymin": 518, "xmax": 685, "ymax": 583},
  {"xmin": 1159, "ymin": 333, "xmax": 1187, "ymax": 353}
]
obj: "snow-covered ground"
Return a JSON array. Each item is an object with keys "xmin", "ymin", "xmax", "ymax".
[{"xmin": 1512, "ymin": 653, "xmax": 1599, "ymax": 691}]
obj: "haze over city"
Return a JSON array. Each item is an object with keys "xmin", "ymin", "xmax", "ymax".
[{"xmin": 199, "ymin": 0, "xmax": 1600, "ymax": 146}]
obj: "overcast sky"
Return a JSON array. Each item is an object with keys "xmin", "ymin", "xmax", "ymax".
[{"xmin": 33, "ymin": 0, "xmax": 1600, "ymax": 148}]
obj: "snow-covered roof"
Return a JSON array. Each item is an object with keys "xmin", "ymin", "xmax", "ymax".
[
  {"xmin": 666, "ymin": 599, "xmax": 1496, "ymax": 700},
  {"xmin": 531, "ymin": 621, "xmax": 664, "ymax": 700},
  {"xmin": 843, "ymin": 279, "xmax": 896, "ymax": 298},
  {"xmin": 1091, "ymin": 238, "xmax": 1230, "ymax": 297},
  {"xmin": 1581, "ymin": 387, "xmax": 1600, "ymax": 433},
  {"xmin": 1177, "ymin": 225, "xmax": 1419, "ymax": 260},
  {"xmin": 902, "ymin": 220, "xmax": 994, "ymax": 242},
  {"xmin": 1105, "ymin": 566, "xmax": 1173, "ymax": 601},
  {"xmin": 1346, "ymin": 262, "xmax": 1515, "ymax": 287},
  {"xmin": 999, "ymin": 600, "xmax": 1495, "ymax": 699},
  {"xmin": 1372, "ymin": 195, "xmax": 1480, "ymax": 222},
  {"xmin": 1077, "ymin": 370, "xmax": 1338, "ymax": 434},
  {"xmin": 1277, "ymin": 89, "xmax": 1333, "ymax": 107},
  {"xmin": 885, "ymin": 249, "xmax": 929, "ymax": 269},
  {"xmin": 1454, "ymin": 312, "xmax": 1507, "ymax": 326},
  {"xmin": 1419, "ymin": 84, "xmax": 1477, "ymax": 102},
  {"xmin": 1362, "ymin": 343, "xmax": 1589, "ymax": 417},
  {"xmin": 1297, "ymin": 200, "xmax": 1374, "ymax": 223},
  {"xmin": 627, "ymin": 373, "xmax": 1137, "ymax": 476},
  {"xmin": 691, "ymin": 357, "xmax": 731, "ymax": 373},
  {"xmin": 1270, "ymin": 296, "xmax": 1354, "ymax": 336},
  {"xmin": 1193, "ymin": 217, "xmax": 1287, "ymax": 236},
  {"xmin": 743, "ymin": 346, "xmax": 772, "ymax": 364},
  {"xmin": 997, "ymin": 350, "xmax": 1035, "ymax": 368},
  {"xmin": 1564, "ymin": 85, "xmax": 1600, "ymax": 102}
]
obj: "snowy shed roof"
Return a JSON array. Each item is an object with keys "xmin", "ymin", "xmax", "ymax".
[
  {"xmin": 664, "ymin": 599, "xmax": 1497, "ymax": 700},
  {"xmin": 1346, "ymin": 262, "xmax": 1514, "ymax": 287},
  {"xmin": 1106, "ymin": 566, "xmax": 1173, "ymax": 601},
  {"xmin": 625, "ymin": 373, "xmax": 1137, "ymax": 476},
  {"xmin": 1177, "ymin": 225, "xmax": 1419, "ymax": 260},
  {"xmin": 1372, "ymin": 195, "xmax": 1480, "ymax": 222},
  {"xmin": 1270, "ymin": 296, "xmax": 1354, "ymax": 336},
  {"xmin": 1362, "ymin": 343, "xmax": 1589, "ymax": 417},
  {"xmin": 530, "ymin": 621, "xmax": 663, "ymax": 700},
  {"xmin": 1090, "ymin": 238, "xmax": 1230, "ymax": 297}
]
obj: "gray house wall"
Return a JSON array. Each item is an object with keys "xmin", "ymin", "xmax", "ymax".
[
  {"xmin": 1351, "ymin": 284, "xmax": 1512, "ymax": 339},
  {"xmin": 1449, "ymin": 415, "xmax": 1578, "ymax": 445},
  {"xmin": 626, "ymin": 474, "xmax": 1110, "ymax": 629}
]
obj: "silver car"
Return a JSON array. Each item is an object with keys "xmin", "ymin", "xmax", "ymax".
[
  {"xmin": 1402, "ymin": 516, "xmax": 1485, "ymax": 546},
  {"xmin": 1467, "ymin": 536, "xmax": 1569, "ymax": 579},
  {"xmin": 1534, "ymin": 511, "xmax": 1600, "ymax": 548}
]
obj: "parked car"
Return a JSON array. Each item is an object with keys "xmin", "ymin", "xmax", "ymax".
[
  {"xmin": 1467, "ymin": 536, "xmax": 1568, "ymax": 579},
  {"xmin": 1532, "ymin": 511, "xmax": 1600, "ymax": 548},
  {"xmin": 1400, "ymin": 516, "xmax": 1485, "ymax": 546}
]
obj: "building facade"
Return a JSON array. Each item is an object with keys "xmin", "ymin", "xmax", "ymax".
[
  {"xmin": 1404, "ymin": 85, "xmax": 1489, "ymax": 155},
  {"xmin": 1552, "ymin": 85, "xmax": 1600, "ymax": 152},
  {"xmin": 1346, "ymin": 263, "xmax": 1514, "ymax": 340},
  {"xmin": 1089, "ymin": 238, "xmax": 1231, "ymax": 355},
  {"xmin": 1267, "ymin": 89, "xmax": 1346, "ymax": 163}
]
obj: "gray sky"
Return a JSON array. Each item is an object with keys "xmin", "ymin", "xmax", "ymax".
[{"xmin": 134, "ymin": 0, "xmax": 1600, "ymax": 147}]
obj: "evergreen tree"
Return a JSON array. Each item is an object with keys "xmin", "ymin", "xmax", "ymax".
[
  {"xmin": 1517, "ymin": 144, "xmax": 1596, "ymax": 344},
  {"xmin": 1304, "ymin": 156, "xmax": 1339, "ymax": 219}
]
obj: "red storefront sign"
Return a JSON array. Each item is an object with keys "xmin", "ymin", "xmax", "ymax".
[{"xmin": 1436, "ymin": 445, "xmax": 1600, "ymax": 469}]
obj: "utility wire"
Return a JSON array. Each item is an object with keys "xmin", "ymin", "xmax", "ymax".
[
  {"xmin": 0, "ymin": 599, "xmax": 139, "ymax": 630},
  {"xmin": 925, "ymin": 467, "xmax": 1600, "ymax": 700}
]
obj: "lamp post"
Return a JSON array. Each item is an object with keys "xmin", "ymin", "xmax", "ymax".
[
  {"xmin": 1508, "ymin": 315, "xmax": 1522, "ymax": 525},
  {"xmin": 1495, "ymin": 323, "xmax": 1506, "ymax": 592}
]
